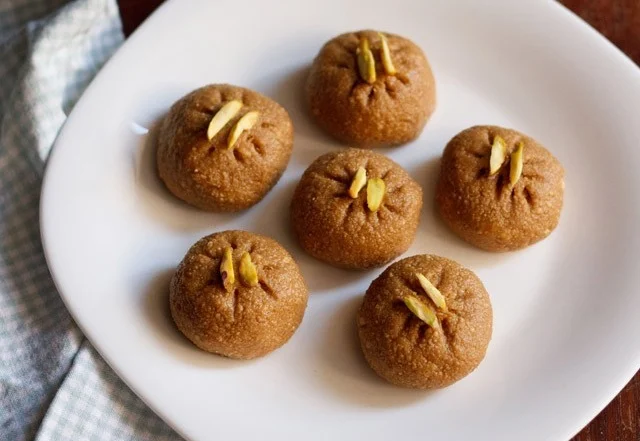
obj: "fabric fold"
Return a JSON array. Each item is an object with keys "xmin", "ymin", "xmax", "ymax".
[{"xmin": 0, "ymin": 1, "xmax": 180, "ymax": 439}]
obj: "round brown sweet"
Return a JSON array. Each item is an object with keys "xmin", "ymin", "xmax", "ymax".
[
  {"xmin": 157, "ymin": 84, "xmax": 293, "ymax": 212},
  {"xmin": 290, "ymin": 148, "xmax": 422, "ymax": 269},
  {"xmin": 436, "ymin": 125, "xmax": 565, "ymax": 252},
  {"xmin": 169, "ymin": 230, "xmax": 308, "ymax": 359},
  {"xmin": 357, "ymin": 254, "xmax": 493, "ymax": 389},
  {"xmin": 305, "ymin": 30, "xmax": 436, "ymax": 148}
]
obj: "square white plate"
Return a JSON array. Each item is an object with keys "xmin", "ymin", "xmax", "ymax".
[{"xmin": 41, "ymin": 0, "xmax": 640, "ymax": 440}]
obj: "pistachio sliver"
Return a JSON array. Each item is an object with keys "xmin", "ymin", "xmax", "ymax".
[
  {"xmin": 403, "ymin": 295, "xmax": 439, "ymax": 329},
  {"xmin": 227, "ymin": 111, "xmax": 260, "ymax": 149},
  {"xmin": 378, "ymin": 32, "xmax": 396, "ymax": 75},
  {"xmin": 356, "ymin": 38, "xmax": 376, "ymax": 84},
  {"xmin": 416, "ymin": 273, "xmax": 448, "ymax": 312},
  {"xmin": 366, "ymin": 177, "xmax": 385, "ymax": 212},
  {"xmin": 207, "ymin": 100, "xmax": 243, "ymax": 141},
  {"xmin": 220, "ymin": 247, "xmax": 235, "ymax": 292},
  {"xmin": 489, "ymin": 135, "xmax": 507, "ymax": 175},
  {"xmin": 238, "ymin": 252, "xmax": 259, "ymax": 287},
  {"xmin": 509, "ymin": 141, "xmax": 524, "ymax": 186},
  {"xmin": 348, "ymin": 167, "xmax": 367, "ymax": 198}
]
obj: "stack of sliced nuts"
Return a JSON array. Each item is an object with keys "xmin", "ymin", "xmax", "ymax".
[
  {"xmin": 220, "ymin": 247, "xmax": 259, "ymax": 291},
  {"xmin": 206, "ymin": 100, "xmax": 260, "ymax": 150},
  {"xmin": 348, "ymin": 167, "xmax": 386, "ymax": 212},
  {"xmin": 356, "ymin": 32, "xmax": 396, "ymax": 84},
  {"xmin": 403, "ymin": 273, "xmax": 448, "ymax": 329},
  {"xmin": 489, "ymin": 135, "xmax": 525, "ymax": 186}
]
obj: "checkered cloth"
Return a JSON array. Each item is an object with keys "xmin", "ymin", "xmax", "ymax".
[{"xmin": 0, "ymin": 1, "xmax": 181, "ymax": 440}]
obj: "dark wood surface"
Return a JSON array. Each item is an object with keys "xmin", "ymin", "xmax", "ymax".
[{"xmin": 115, "ymin": 1, "xmax": 640, "ymax": 440}]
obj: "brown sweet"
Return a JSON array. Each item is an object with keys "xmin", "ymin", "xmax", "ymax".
[
  {"xmin": 290, "ymin": 148, "xmax": 422, "ymax": 269},
  {"xmin": 357, "ymin": 254, "xmax": 493, "ymax": 389},
  {"xmin": 157, "ymin": 84, "xmax": 293, "ymax": 212},
  {"xmin": 436, "ymin": 125, "xmax": 565, "ymax": 252},
  {"xmin": 169, "ymin": 230, "xmax": 308, "ymax": 359},
  {"xmin": 305, "ymin": 30, "xmax": 436, "ymax": 148}
]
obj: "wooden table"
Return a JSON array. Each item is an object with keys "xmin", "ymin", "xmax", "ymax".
[{"xmin": 115, "ymin": 1, "xmax": 640, "ymax": 439}]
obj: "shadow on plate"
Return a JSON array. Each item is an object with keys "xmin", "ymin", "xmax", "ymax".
[
  {"xmin": 413, "ymin": 155, "xmax": 509, "ymax": 269},
  {"xmin": 263, "ymin": 65, "xmax": 341, "ymax": 169},
  {"xmin": 139, "ymin": 268, "xmax": 248, "ymax": 369},
  {"xmin": 132, "ymin": 118, "xmax": 237, "ymax": 233},
  {"xmin": 313, "ymin": 295, "xmax": 430, "ymax": 408}
]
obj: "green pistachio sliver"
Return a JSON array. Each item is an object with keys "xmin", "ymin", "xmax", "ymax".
[
  {"xmin": 489, "ymin": 135, "xmax": 507, "ymax": 175},
  {"xmin": 378, "ymin": 32, "xmax": 396, "ymax": 75},
  {"xmin": 403, "ymin": 295, "xmax": 439, "ymax": 328},
  {"xmin": 509, "ymin": 141, "xmax": 524, "ymax": 185},
  {"xmin": 207, "ymin": 100, "xmax": 243, "ymax": 141},
  {"xmin": 356, "ymin": 37, "xmax": 376, "ymax": 84},
  {"xmin": 348, "ymin": 167, "xmax": 367, "ymax": 198},
  {"xmin": 238, "ymin": 252, "xmax": 259, "ymax": 287},
  {"xmin": 366, "ymin": 177, "xmax": 385, "ymax": 212},
  {"xmin": 416, "ymin": 273, "xmax": 448, "ymax": 312},
  {"xmin": 220, "ymin": 247, "xmax": 235, "ymax": 292},
  {"xmin": 227, "ymin": 111, "xmax": 260, "ymax": 149}
]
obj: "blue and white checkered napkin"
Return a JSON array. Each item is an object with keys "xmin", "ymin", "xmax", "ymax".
[{"xmin": 0, "ymin": 1, "xmax": 181, "ymax": 439}]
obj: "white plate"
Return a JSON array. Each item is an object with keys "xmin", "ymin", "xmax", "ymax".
[{"xmin": 40, "ymin": 0, "xmax": 640, "ymax": 440}]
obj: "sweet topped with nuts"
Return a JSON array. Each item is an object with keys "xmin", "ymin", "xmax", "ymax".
[
  {"xmin": 436, "ymin": 125, "xmax": 565, "ymax": 252},
  {"xmin": 357, "ymin": 254, "xmax": 493, "ymax": 389},
  {"xmin": 170, "ymin": 230, "xmax": 308, "ymax": 360},
  {"xmin": 356, "ymin": 32, "xmax": 397, "ymax": 84},
  {"xmin": 157, "ymin": 84, "xmax": 293, "ymax": 212},
  {"xmin": 290, "ymin": 148, "xmax": 423, "ymax": 269},
  {"xmin": 306, "ymin": 30, "xmax": 436, "ymax": 148}
]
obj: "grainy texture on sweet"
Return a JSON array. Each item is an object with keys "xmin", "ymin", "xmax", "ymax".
[
  {"xmin": 357, "ymin": 254, "xmax": 493, "ymax": 389},
  {"xmin": 305, "ymin": 30, "xmax": 436, "ymax": 148},
  {"xmin": 290, "ymin": 149, "xmax": 422, "ymax": 269},
  {"xmin": 436, "ymin": 125, "xmax": 565, "ymax": 252},
  {"xmin": 169, "ymin": 230, "xmax": 308, "ymax": 359},
  {"xmin": 157, "ymin": 84, "xmax": 294, "ymax": 211}
]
